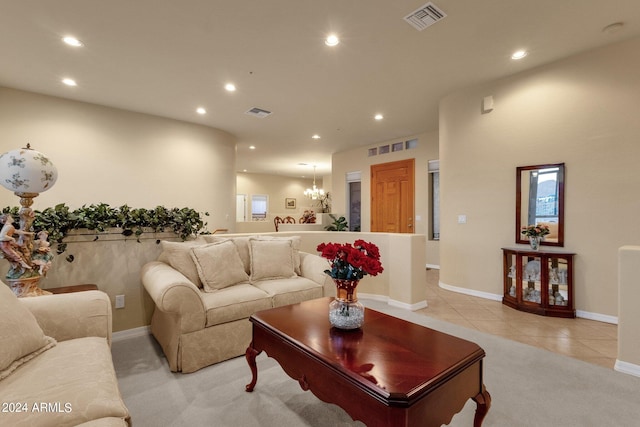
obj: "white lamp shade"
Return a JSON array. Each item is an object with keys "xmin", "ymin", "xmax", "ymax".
[{"xmin": 0, "ymin": 146, "xmax": 58, "ymax": 194}]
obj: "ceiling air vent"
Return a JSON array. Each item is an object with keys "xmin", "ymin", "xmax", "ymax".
[
  {"xmin": 245, "ymin": 107, "xmax": 272, "ymax": 118},
  {"xmin": 403, "ymin": 2, "xmax": 447, "ymax": 31}
]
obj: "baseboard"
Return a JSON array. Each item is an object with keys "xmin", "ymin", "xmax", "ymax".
[
  {"xmin": 388, "ymin": 299, "xmax": 428, "ymax": 311},
  {"xmin": 438, "ymin": 281, "xmax": 503, "ymax": 301},
  {"xmin": 359, "ymin": 293, "xmax": 428, "ymax": 311},
  {"xmin": 576, "ymin": 310, "xmax": 618, "ymax": 325},
  {"xmin": 113, "ymin": 325, "xmax": 150, "ymax": 342},
  {"xmin": 614, "ymin": 360, "xmax": 640, "ymax": 377},
  {"xmin": 359, "ymin": 293, "xmax": 388, "ymax": 304},
  {"xmin": 438, "ymin": 281, "xmax": 619, "ymax": 324}
]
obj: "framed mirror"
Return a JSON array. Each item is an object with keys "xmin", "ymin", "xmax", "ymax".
[{"xmin": 516, "ymin": 163, "xmax": 565, "ymax": 247}]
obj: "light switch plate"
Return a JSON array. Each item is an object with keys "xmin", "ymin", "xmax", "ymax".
[{"xmin": 115, "ymin": 295, "xmax": 125, "ymax": 309}]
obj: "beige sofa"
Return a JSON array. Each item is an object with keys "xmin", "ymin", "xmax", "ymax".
[
  {"xmin": 141, "ymin": 235, "xmax": 333, "ymax": 373},
  {"xmin": 0, "ymin": 286, "xmax": 130, "ymax": 427}
]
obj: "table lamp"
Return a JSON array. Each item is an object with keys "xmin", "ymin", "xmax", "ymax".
[{"xmin": 0, "ymin": 144, "xmax": 58, "ymax": 296}]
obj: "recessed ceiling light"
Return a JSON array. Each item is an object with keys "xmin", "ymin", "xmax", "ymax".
[
  {"xmin": 62, "ymin": 78, "xmax": 77, "ymax": 86},
  {"xmin": 374, "ymin": 114, "xmax": 384, "ymax": 121},
  {"xmin": 196, "ymin": 107, "xmax": 206, "ymax": 115},
  {"xmin": 62, "ymin": 36, "xmax": 83, "ymax": 47},
  {"xmin": 325, "ymin": 34, "xmax": 339, "ymax": 46},
  {"xmin": 312, "ymin": 134, "xmax": 321, "ymax": 140},
  {"xmin": 249, "ymin": 145, "xmax": 256, "ymax": 150},
  {"xmin": 511, "ymin": 50, "xmax": 528, "ymax": 60},
  {"xmin": 225, "ymin": 83, "xmax": 236, "ymax": 92}
]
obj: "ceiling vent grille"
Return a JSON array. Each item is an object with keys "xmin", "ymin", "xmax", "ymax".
[
  {"xmin": 245, "ymin": 107, "xmax": 272, "ymax": 118},
  {"xmin": 403, "ymin": 2, "xmax": 447, "ymax": 31}
]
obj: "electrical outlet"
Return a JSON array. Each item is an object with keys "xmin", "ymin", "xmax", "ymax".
[
  {"xmin": 115, "ymin": 294, "xmax": 125, "ymax": 309},
  {"xmin": 458, "ymin": 215, "xmax": 467, "ymax": 224}
]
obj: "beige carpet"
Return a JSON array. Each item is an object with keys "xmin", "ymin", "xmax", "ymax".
[{"xmin": 111, "ymin": 300, "xmax": 640, "ymax": 426}]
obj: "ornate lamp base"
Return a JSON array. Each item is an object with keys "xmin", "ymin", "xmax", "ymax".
[{"xmin": 8, "ymin": 276, "xmax": 51, "ymax": 297}]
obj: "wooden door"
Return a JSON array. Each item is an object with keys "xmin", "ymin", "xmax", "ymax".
[{"xmin": 371, "ymin": 159, "xmax": 415, "ymax": 233}]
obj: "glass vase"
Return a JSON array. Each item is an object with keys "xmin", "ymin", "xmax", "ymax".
[{"xmin": 329, "ymin": 279, "xmax": 365, "ymax": 330}]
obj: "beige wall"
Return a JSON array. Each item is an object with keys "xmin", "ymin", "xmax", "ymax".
[
  {"xmin": 331, "ymin": 131, "xmax": 440, "ymax": 266},
  {"xmin": 0, "ymin": 87, "xmax": 237, "ymax": 231},
  {"xmin": 236, "ymin": 172, "xmax": 329, "ymax": 233},
  {"xmin": 0, "ymin": 87, "xmax": 238, "ymax": 329},
  {"xmin": 439, "ymin": 37, "xmax": 640, "ymax": 319},
  {"xmin": 236, "ymin": 172, "xmax": 322, "ymax": 218},
  {"xmin": 617, "ymin": 246, "xmax": 640, "ymax": 374}
]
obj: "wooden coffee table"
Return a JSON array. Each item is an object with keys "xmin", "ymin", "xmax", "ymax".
[{"xmin": 245, "ymin": 297, "xmax": 491, "ymax": 427}]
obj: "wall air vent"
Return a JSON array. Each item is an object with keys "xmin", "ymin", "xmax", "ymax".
[
  {"xmin": 403, "ymin": 2, "xmax": 447, "ymax": 31},
  {"xmin": 245, "ymin": 107, "xmax": 272, "ymax": 118}
]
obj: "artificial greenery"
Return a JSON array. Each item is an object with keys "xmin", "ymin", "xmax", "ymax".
[
  {"xmin": 324, "ymin": 214, "xmax": 349, "ymax": 231},
  {"xmin": 1, "ymin": 203, "xmax": 209, "ymax": 254}
]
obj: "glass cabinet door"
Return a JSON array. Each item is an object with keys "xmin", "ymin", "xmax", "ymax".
[
  {"xmin": 521, "ymin": 256, "xmax": 542, "ymax": 304},
  {"xmin": 547, "ymin": 256, "xmax": 569, "ymax": 307},
  {"xmin": 505, "ymin": 253, "xmax": 516, "ymax": 299}
]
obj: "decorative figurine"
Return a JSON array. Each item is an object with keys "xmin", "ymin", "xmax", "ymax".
[
  {"xmin": 0, "ymin": 213, "xmax": 32, "ymax": 276},
  {"xmin": 32, "ymin": 230, "xmax": 54, "ymax": 276}
]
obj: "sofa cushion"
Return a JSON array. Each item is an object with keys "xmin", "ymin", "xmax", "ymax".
[
  {"xmin": 252, "ymin": 276, "xmax": 324, "ymax": 307},
  {"xmin": 158, "ymin": 240, "xmax": 207, "ymax": 288},
  {"xmin": 248, "ymin": 238, "xmax": 296, "ymax": 283},
  {"xmin": 191, "ymin": 241, "xmax": 249, "ymax": 292},
  {"xmin": 200, "ymin": 283, "xmax": 272, "ymax": 326},
  {"xmin": 0, "ymin": 336, "xmax": 129, "ymax": 427},
  {"xmin": 0, "ymin": 284, "xmax": 56, "ymax": 380}
]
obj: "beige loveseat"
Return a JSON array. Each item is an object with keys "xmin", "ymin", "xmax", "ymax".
[
  {"xmin": 141, "ymin": 235, "xmax": 333, "ymax": 373},
  {"xmin": 0, "ymin": 286, "xmax": 130, "ymax": 427}
]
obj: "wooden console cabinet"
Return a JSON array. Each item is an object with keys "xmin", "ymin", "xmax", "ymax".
[{"xmin": 502, "ymin": 247, "xmax": 575, "ymax": 318}]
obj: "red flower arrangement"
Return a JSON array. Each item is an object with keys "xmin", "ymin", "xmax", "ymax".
[{"xmin": 316, "ymin": 240, "xmax": 384, "ymax": 281}]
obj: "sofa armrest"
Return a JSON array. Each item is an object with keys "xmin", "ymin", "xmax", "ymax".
[
  {"xmin": 299, "ymin": 251, "xmax": 335, "ymax": 297},
  {"xmin": 141, "ymin": 261, "xmax": 206, "ymax": 333},
  {"xmin": 19, "ymin": 290, "xmax": 113, "ymax": 346}
]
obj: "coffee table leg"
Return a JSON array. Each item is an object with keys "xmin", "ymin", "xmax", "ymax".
[
  {"xmin": 245, "ymin": 345, "xmax": 262, "ymax": 392},
  {"xmin": 472, "ymin": 385, "xmax": 491, "ymax": 427}
]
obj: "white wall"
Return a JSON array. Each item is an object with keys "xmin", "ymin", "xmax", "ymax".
[
  {"xmin": 439, "ymin": 36, "xmax": 640, "ymax": 319},
  {"xmin": 331, "ymin": 131, "xmax": 440, "ymax": 266},
  {"xmin": 0, "ymin": 87, "xmax": 237, "ymax": 231}
]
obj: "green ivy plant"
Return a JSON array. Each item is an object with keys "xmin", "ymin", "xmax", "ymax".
[
  {"xmin": 324, "ymin": 214, "xmax": 349, "ymax": 231},
  {"xmin": 2, "ymin": 203, "xmax": 209, "ymax": 255}
]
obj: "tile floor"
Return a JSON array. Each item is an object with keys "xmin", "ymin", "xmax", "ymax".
[{"xmin": 417, "ymin": 269, "xmax": 618, "ymax": 369}]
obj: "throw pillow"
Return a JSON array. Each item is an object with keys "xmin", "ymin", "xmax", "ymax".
[
  {"xmin": 191, "ymin": 241, "xmax": 250, "ymax": 292},
  {"xmin": 159, "ymin": 240, "xmax": 208, "ymax": 288},
  {"xmin": 248, "ymin": 238, "xmax": 296, "ymax": 283},
  {"xmin": 253, "ymin": 235, "xmax": 302, "ymax": 275},
  {"xmin": 204, "ymin": 235, "xmax": 254, "ymax": 275},
  {"xmin": 0, "ymin": 284, "xmax": 56, "ymax": 380}
]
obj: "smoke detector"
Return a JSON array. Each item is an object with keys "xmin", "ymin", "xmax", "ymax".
[
  {"xmin": 404, "ymin": 2, "xmax": 447, "ymax": 31},
  {"xmin": 244, "ymin": 107, "xmax": 272, "ymax": 118}
]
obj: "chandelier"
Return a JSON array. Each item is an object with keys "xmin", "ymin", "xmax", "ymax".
[{"xmin": 304, "ymin": 166, "xmax": 324, "ymax": 200}]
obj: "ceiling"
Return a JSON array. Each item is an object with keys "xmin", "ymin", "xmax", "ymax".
[{"xmin": 1, "ymin": 1, "xmax": 638, "ymax": 177}]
